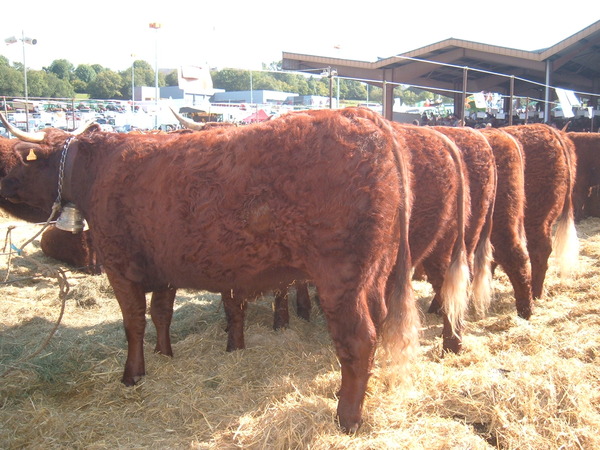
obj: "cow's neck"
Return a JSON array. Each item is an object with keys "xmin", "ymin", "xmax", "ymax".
[
  {"xmin": 57, "ymin": 136, "xmax": 97, "ymax": 217},
  {"xmin": 61, "ymin": 137, "xmax": 78, "ymax": 204}
]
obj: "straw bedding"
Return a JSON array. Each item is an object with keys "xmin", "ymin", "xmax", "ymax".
[{"xmin": 1, "ymin": 212, "xmax": 599, "ymax": 449}]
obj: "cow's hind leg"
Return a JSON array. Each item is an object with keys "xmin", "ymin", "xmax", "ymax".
[
  {"xmin": 422, "ymin": 253, "xmax": 450, "ymax": 315},
  {"xmin": 222, "ymin": 290, "xmax": 248, "ymax": 351},
  {"xmin": 319, "ymin": 286, "xmax": 377, "ymax": 434},
  {"xmin": 150, "ymin": 285, "xmax": 177, "ymax": 356},
  {"xmin": 493, "ymin": 236, "xmax": 533, "ymax": 319},
  {"xmin": 273, "ymin": 289, "xmax": 290, "ymax": 330},
  {"xmin": 105, "ymin": 271, "xmax": 148, "ymax": 386},
  {"xmin": 273, "ymin": 282, "xmax": 311, "ymax": 329},
  {"xmin": 527, "ymin": 228, "xmax": 553, "ymax": 300},
  {"xmin": 423, "ymin": 243, "xmax": 468, "ymax": 354},
  {"xmin": 295, "ymin": 281, "xmax": 311, "ymax": 321}
]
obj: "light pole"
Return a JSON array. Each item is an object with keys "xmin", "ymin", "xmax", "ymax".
[
  {"xmin": 131, "ymin": 53, "xmax": 136, "ymax": 113},
  {"xmin": 5, "ymin": 31, "xmax": 37, "ymax": 131},
  {"xmin": 149, "ymin": 22, "xmax": 161, "ymax": 128},
  {"xmin": 321, "ymin": 67, "xmax": 337, "ymax": 109}
]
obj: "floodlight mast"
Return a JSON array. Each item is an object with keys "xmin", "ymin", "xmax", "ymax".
[{"xmin": 4, "ymin": 31, "xmax": 37, "ymax": 131}]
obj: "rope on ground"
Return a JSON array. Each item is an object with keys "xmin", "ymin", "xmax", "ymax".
[
  {"xmin": 0, "ymin": 203, "xmax": 71, "ymax": 379},
  {"xmin": 2, "ymin": 225, "xmax": 16, "ymax": 282}
]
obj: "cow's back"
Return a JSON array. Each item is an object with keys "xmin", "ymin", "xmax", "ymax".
[
  {"xmin": 503, "ymin": 124, "xmax": 569, "ymax": 230},
  {"xmin": 503, "ymin": 123, "xmax": 578, "ymax": 298},
  {"xmin": 393, "ymin": 124, "xmax": 464, "ymax": 265}
]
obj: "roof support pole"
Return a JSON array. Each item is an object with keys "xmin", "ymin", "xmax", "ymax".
[
  {"xmin": 544, "ymin": 59, "xmax": 552, "ymax": 124},
  {"xmin": 509, "ymin": 76, "xmax": 514, "ymax": 126},
  {"xmin": 383, "ymin": 81, "xmax": 392, "ymax": 120},
  {"xmin": 381, "ymin": 68, "xmax": 394, "ymax": 120},
  {"xmin": 461, "ymin": 67, "xmax": 468, "ymax": 126}
]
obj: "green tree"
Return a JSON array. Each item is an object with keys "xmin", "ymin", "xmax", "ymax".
[
  {"xmin": 118, "ymin": 60, "xmax": 167, "ymax": 99},
  {"xmin": 306, "ymin": 77, "xmax": 328, "ymax": 96},
  {"xmin": 75, "ymin": 64, "xmax": 97, "ymax": 83},
  {"xmin": 252, "ymin": 71, "xmax": 278, "ymax": 91},
  {"xmin": 262, "ymin": 61, "xmax": 281, "ymax": 71},
  {"xmin": 133, "ymin": 60, "xmax": 157, "ymax": 87},
  {"xmin": 343, "ymin": 80, "xmax": 367, "ymax": 100},
  {"xmin": 0, "ymin": 65, "xmax": 23, "ymax": 96},
  {"xmin": 164, "ymin": 70, "xmax": 178, "ymax": 86},
  {"xmin": 47, "ymin": 59, "xmax": 74, "ymax": 80},
  {"xmin": 91, "ymin": 64, "xmax": 105, "ymax": 74},
  {"xmin": 212, "ymin": 68, "xmax": 252, "ymax": 91},
  {"xmin": 44, "ymin": 72, "xmax": 75, "ymax": 97},
  {"xmin": 88, "ymin": 70, "xmax": 123, "ymax": 99},
  {"xmin": 26, "ymin": 70, "xmax": 49, "ymax": 97}
]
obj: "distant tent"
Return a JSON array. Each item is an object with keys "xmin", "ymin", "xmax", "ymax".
[{"xmin": 242, "ymin": 109, "xmax": 270, "ymax": 123}]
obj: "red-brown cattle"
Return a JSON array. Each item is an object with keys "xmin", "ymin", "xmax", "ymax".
[
  {"xmin": 480, "ymin": 128, "xmax": 533, "ymax": 318},
  {"xmin": 168, "ymin": 112, "xmax": 311, "ymax": 342},
  {"xmin": 39, "ymin": 225, "xmax": 101, "ymax": 274},
  {"xmin": 227, "ymin": 122, "xmax": 473, "ymax": 355},
  {"xmin": 393, "ymin": 124, "xmax": 470, "ymax": 353},
  {"xmin": 1, "ymin": 136, "xmax": 101, "ymax": 274},
  {"xmin": 432, "ymin": 126, "xmax": 497, "ymax": 318},
  {"xmin": 0, "ymin": 107, "xmax": 417, "ymax": 433},
  {"xmin": 502, "ymin": 124, "xmax": 579, "ymax": 299},
  {"xmin": 567, "ymin": 132, "xmax": 600, "ymax": 221}
]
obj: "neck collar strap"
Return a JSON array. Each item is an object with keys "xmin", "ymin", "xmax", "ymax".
[{"xmin": 56, "ymin": 137, "xmax": 78, "ymax": 205}]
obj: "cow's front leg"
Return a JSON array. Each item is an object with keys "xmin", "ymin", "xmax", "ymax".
[{"xmin": 105, "ymin": 270, "xmax": 148, "ymax": 386}]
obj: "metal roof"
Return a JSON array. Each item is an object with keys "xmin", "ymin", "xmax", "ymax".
[{"xmin": 282, "ymin": 20, "xmax": 600, "ymax": 101}]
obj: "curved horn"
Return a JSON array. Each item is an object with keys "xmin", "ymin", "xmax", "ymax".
[
  {"xmin": 72, "ymin": 119, "xmax": 99, "ymax": 136},
  {"xmin": 169, "ymin": 107, "xmax": 206, "ymax": 131},
  {"xmin": 0, "ymin": 112, "xmax": 45, "ymax": 142}
]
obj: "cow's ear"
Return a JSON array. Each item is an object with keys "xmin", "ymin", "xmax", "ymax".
[{"xmin": 26, "ymin": 148, "xmax": 38, "ymax": 161}]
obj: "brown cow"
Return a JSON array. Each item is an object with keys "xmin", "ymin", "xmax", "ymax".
[
  {"xmin": 39, "ymin": 225, "xmax": 101, "ymax": 274},
  {"xmin": 431, "ymin": 126, "xmax": 497, "ymax": 318},
  {"xmin": 0, "ymin": 136, "xmax": 101, "ymax": 274},
  {"xmin": 502, "ymin": 124, "xmax": 579, "ymax": 299},
  {"xmin": 0, "ymin": 107, "xmax": 417, "ymax": 433},
  {"xmin": 392, "ymin": 124, "xmax": 471, "ymax": 354},
  {"xmin": 480, "ymin": 128, "xmax": 533, "ymax": 318},
  {"xmin": 167, "ymin": 112, "xmax": 311, "ymax": 339},
  {"xmin": 227, "ymin": 122, "xmax": 473, "ymax": 355},
  {"xmin": 567, "ymin": 132, "xmax": 600, "ymax": 222}
]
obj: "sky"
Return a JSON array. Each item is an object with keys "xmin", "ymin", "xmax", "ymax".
[{"xmin": 2, "ymin": 1, "xmax": 598, "ymax": 73}]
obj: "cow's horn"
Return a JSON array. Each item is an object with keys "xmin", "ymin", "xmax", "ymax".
[
  {"xmin": 0, "ymin": 112, "xmax": 45, "ymax": 142},
  {"xmin": 72, "ymin": 119, "xmax": 98, "ymax": 136},
  {"xmin": 169, "ymin": 107, "xmax": 206, "ymax": 131}
]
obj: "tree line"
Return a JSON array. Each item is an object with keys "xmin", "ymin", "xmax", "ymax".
[{"xmin": 0, "ymin": 56, "xmax": 438, "ymax": 105}]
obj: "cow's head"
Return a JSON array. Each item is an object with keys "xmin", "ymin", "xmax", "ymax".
[{"xmin": 0, "ymin": 114, "xmax": 98, "ymax": 212}]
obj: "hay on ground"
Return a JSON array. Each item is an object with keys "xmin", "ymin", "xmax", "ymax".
[{"xmin": 1, "ymin": 216, "xmax": 599, "ymax": 449}]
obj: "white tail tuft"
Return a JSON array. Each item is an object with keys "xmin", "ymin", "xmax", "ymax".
[
  {"xmin": 471, "ymin": 237, "xmax": 495, "ymax": 317},
  {"xmin": 553, "ymin": 215, "xmax": 580, "ymax": 278},
  {"xmin": 441, "ymin": 250, "xmax": 470, "ymax": 337}
]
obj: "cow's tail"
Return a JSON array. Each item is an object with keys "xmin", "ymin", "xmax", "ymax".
[
  {"xmin": 471, "ymin": 148, "xmax": 497, "ymax": 317},
  {"xmin": 549, "ymin": 128, "xmax": 580, "ymax": 277},
  {"xmin": 378, "ymin": 117, "xmax": 420, "ymax": 368},
  {"xmin": 438, "ymin": 133, "xmax": 471, "ymax": 337}
]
